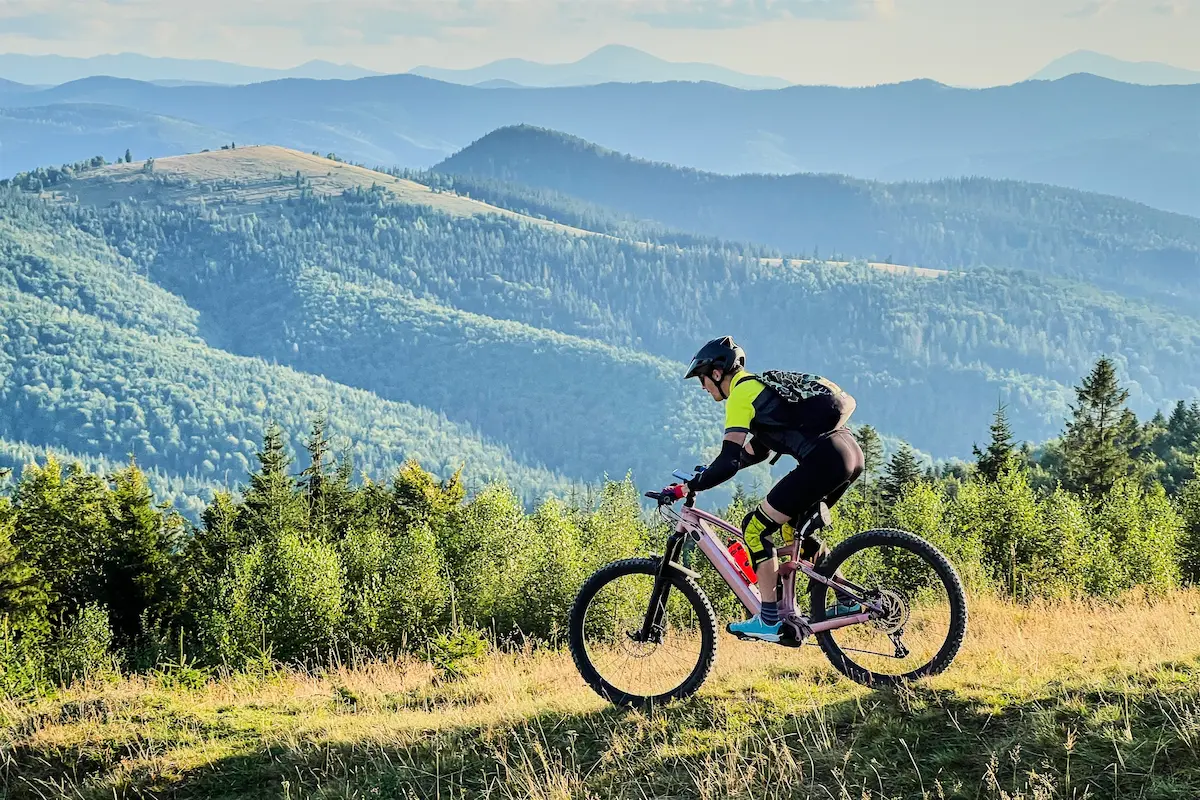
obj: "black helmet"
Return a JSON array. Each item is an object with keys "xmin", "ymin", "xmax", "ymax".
[{"xmin": 684, "ymin": 336, "xmax": 745, "ymax": 380}]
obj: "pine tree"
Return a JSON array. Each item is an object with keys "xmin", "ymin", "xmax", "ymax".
[
  {"xmin": 103, "ymin": 462, "xmax": 181, "ymax": 651},
  {"xmin": 1061, "ymin": 357, "xmax": 1140, "ymax": 497},
  {"xmin": 853, "ymin": 425, "xmax": 884, "ymax": 478},
  {"xmin": 300, "ymin": 414, "xmax": 332, "ymax": 531},
  {"xmin": 973, "ymin": 401, "xmax": 1017, "ymax": 481},
  {"xmin": 881, "ymin": 444, "xmax": 923, "ymax": 505},
  {"xmin": 243, "ymin": 422, "xmax": 305, "ymax": 545}
]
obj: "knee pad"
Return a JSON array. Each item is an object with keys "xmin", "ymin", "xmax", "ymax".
[{"xmin": 741, "ymin": 508, "xmax": 782, "ymax": 567}]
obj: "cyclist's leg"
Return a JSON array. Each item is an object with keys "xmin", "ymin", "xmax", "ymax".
[{"xmin": 766, "ymin": 430, "xmax": 865, "ymax": 610}]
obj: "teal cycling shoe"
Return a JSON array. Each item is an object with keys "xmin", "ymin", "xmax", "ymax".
[{"xmin": 727, "ymin": 614, "xmax": 782, "ymax": 643}]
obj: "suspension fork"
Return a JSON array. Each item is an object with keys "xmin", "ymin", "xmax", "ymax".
[{"xmin": 635, "ymin": 529, "xmax": 688, "ymax": 643}]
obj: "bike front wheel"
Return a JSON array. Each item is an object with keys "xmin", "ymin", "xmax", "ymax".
[
  {"xmin": 809, "ymin": 528, "xmax": 968, "ymax": 687},
  {"xmin": 568, "ymin": 557, "xmax": 718, "ymax": 709}
]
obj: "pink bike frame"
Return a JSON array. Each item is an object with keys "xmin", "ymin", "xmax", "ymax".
[{"xmin": 676, "ymin": 504, "xmax": 871, "ymax": 635}]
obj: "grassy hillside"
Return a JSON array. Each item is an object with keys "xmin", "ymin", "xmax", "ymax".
[
  {"xmin": 2, "ymin": 592, "xmax": 1197, "ymax": 798},
  {"xmin": 2, "ymin": 74, "xmax": 1198, "ymax": 216},
  {"xmin": 436, "ymin": 126, "xmax": 1200, "ymax": 311}
]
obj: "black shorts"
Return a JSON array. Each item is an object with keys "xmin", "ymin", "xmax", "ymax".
[{"xmin": 765, "ymin": 428, "xmax": 865, "ymax": 521}]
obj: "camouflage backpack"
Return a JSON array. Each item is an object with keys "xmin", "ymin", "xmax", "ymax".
[{"xmin": 757, "ymin": 370, "xmax": 845, "ymax": 403}]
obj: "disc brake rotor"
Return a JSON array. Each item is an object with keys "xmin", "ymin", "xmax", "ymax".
[{"xmin": 870, "ymin": 589, "xmax": 910, "ymax": 634}]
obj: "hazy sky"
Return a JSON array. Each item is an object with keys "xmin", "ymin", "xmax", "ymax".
[{"xmin": 1, "ymin": 0, "xmax": 1197, "ymax": 86}]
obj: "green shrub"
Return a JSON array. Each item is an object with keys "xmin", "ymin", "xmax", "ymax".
[
  {"xmin": 50, "ymin": 603, "xmax": 116, "ymax": 686},
  {"xmin": 224, "ymin": 533, "xmax": 345, "ymax": 663},
  {"xmin": 1178, "ymin": 476, "xmax": 1200, "ymax": 584}
]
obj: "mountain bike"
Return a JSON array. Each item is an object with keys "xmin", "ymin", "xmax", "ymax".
[{"xmin": 568, "ymin": 468, "xmax": 968, "ymax": 708}]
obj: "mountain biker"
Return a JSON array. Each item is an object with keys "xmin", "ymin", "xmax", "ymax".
[{"xmin": 661, "ymin": 336, "xmax": 865, "ymax": 643}]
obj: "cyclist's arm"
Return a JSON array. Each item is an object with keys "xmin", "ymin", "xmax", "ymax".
[
  {"xmin": 687, "ymin": 374, "xmax": 764, "ymax": 493},
  {"xmin": 686, "ymin": 432, "xmax": 745, "ymax": 492}
]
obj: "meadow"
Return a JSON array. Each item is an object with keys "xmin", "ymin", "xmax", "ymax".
[{"xmin": 3, "ymin": 591, "xmax": 1198, "ymax": 799}]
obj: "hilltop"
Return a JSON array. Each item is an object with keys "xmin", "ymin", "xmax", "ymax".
[
  {"xmin": 61, "ymin": 146, "xmax": 593, "ymax": 239},
  {"xmin": 66, "ymin": 146, "xmax": 939, "ymax": 277},
  {"xmin": 437, "ymin": 125, "xmax": 1200, "ymax": 311},
  {"xmin": 1031, "ymin": 49, "xmax": 1200, "ymax": 85}
]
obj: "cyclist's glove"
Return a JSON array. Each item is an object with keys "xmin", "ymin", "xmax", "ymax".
[
  {"xmin": 661, "ymin": 483, "xmax": 688, "ymax": 500},
  {"xmin": 686, "ymin": 439, "xmax": 742, "ymax": 492}
]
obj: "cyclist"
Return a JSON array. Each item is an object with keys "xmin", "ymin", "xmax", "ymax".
[{"xmin": 661, "ymin": 336, "xmax": 865, "ymax": 643}]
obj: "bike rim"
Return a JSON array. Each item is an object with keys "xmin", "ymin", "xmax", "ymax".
[
  {"xmin": 580, "ymin": 572, "xmax": 707, "ymax": 699},
  {"xmin": 815, "ymin": 542, "xmax": 957, "ymax": 678}
]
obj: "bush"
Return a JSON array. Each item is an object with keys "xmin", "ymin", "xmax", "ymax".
[
  {"xmin": 50, "ymin": 603, "xmax": 116, "ymax": 686},
  {"xmin": 1089, "ymin": 479, "xmax": 1181, "ymax": 596},
  {"xmin": 1178, "ymin": 476, "xmax": 1200, "ymax": 584},
  {"xmin": 223, "ymin": 533, "xmax": 345, "ymax": 664}
]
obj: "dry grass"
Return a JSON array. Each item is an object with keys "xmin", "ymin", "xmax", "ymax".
[{"xmin": 2, "ymin": 591, "xmax": 1198, "ymax": 798}]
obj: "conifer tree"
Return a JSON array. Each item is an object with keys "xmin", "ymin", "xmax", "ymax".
[
  {"xmin": 103, "ymin": 463, "xmax": 181, "ymax": 650},
  {"xmin": 881, "ymin": 444, "xmax": 923, "ymax": 505},
  {"xmin": 853, "ymin": 425, "xmax": 884, "ymax": 478},
  {"xmin": 1061, "ymin": 357, "xmax": 1140, "ymax": 496},
  {"xmin": 973, "ymin": 401, "xmax": 1017, "ymax": 481}
]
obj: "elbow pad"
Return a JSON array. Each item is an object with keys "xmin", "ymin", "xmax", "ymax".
[
  {"xmin": 739, "ymin": 441, "xmax": 770, "ymax": 468},
  {"xmin": 687, "ymin": 439, "xmax": 743, "ymax": 492}
]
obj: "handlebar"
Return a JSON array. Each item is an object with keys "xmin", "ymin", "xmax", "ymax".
[{"xmin": 644, "ymin": 489, "xmax": 695, "ymax": 508}]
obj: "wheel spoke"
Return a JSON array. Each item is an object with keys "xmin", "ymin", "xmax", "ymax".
[{"xmin": 570, "ymin": 558, "xmax": 717, "ymax": 706}]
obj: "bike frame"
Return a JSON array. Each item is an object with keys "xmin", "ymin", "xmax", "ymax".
[{"xmin": 641, "ymin": 496, "xmax": 873, "ymax": 643}]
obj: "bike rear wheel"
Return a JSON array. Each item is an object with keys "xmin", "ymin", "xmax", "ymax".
[
  {"xmin": 809, "ymin": 528, "xmax": 967, "ymax": 687},
  {"xmin": 569, "ymin": 557, "xmax": 717, "ymax": 709}
]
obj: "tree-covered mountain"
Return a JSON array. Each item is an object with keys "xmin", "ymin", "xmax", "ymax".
[
  {"xmin": 435, "ymin": 126, "xmax": 1200, "ymax": 312},
  {"xmin": 4, "ymin": 145, "xmax": 1200, "ymax": 515},
  {"xmin": 1, "ymin": 73, "xmax": 1198, "ymax": 215},
  {"xmin": 0, "ymin": 186, "xmax": 582, "ymax": 516}
]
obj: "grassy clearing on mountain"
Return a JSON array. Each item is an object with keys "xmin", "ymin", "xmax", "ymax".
[
  {"xmin": 2, "ymin": 591, "xmax": 1197, "ymax": 799},
  {"xmin": 57, "ymin": 146, "xmax": 592, "ymax": 237}
]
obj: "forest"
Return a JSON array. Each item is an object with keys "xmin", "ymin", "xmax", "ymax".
[
  {"xmin": 1, "ymin": 354, "xmax": 1198, "ymax": 695},
  {"xmin": 435, "ymin": 125, "xmax": 1200, "ymax": 311}
]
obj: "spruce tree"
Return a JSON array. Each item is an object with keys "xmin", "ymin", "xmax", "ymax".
[
  {"xmin": 881, "ymin": 444, "xmax": 923, "ymax": 505},
  {"xmin": 1061, "ymin": 357, "xmax": 1140, "ymax": 497},
  {"xmin": 853, "ymin": 425, "xmax": 884, "ymax": 478},
  {"xmin": 103, "ymin": 463, "xmax": 181, "ymax": 651},
  {"xmin": 973, "ymin": 402, "xmax": 1017, "ymax": 481},
  {"xmin": 243, "ymin": 422, "xmax": 306, "ymax": 545}
]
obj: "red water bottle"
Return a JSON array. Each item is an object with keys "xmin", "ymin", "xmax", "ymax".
[{"xmin": 727, "ymin": 540, "xmax": 758, "ymax": 584}]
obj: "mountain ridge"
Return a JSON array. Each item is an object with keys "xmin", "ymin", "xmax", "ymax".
[
  {"xmin": 435, "ymin": 125, "xmax": 1200, "ymax": 311},
  {"xmin": 2, "ymin": 73, "xmax": 1198, "ymax": 215},
  {"xmin": 1032, "ymin": 50, "xmax": 1200, "ymax": 85},
  {"xmin": 410, "ymin": 44, "xmax": 792, "ymax": 90},
  {"xmin": 0, "ymin": 52, "xmax": 380, "ymax": 87}
]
